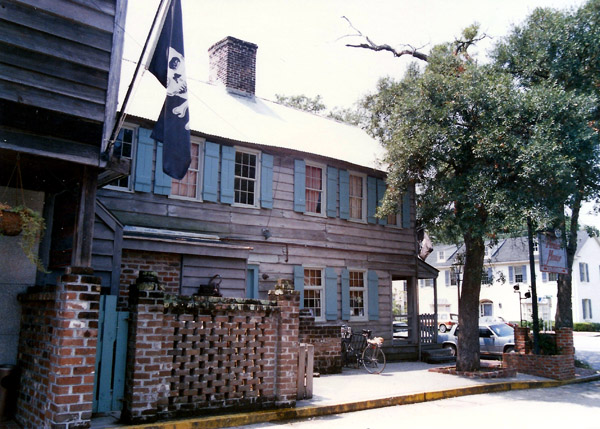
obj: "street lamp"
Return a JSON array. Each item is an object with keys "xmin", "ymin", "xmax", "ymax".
[
  {"xmin": 452, "ymin": 258, "xmax": 463, "ymax": 314},
  {"xmin": 513, "ymin": 284, "xmax": 531, "ymax": 327}
]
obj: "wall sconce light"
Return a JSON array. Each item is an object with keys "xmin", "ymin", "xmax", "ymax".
[{"xmin": 262, "ymin": 228, "xmax": 271, "ymax": 239}]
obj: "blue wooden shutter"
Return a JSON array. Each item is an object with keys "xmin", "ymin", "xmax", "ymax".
[
  {"xmin": 522, "ymin": 265, "xmax": 527, "ymax": 283},
  {"xmin": 487, "ymin": 268, "xmax": 493, "ymax": 284},
  {"xmin": 294, "ymin": 265, "xmax": 304, "ymax": 308},
  {"xmin": 134, "ymin": 128, "xmax": 154, "ymax": 193},
  {"xmin": 325, "ymin": 268, "xmax": 338, "ymax": 321},
  {"xmin": 377, "ymin": 179, "xmax": 387, "ymax": 226},
  {"xmin": 367, "ymin": 270, "xmax": 379, "ymax": 320},
  {"xmin": 202, "ymin": 142, "xmax": 220, "ymax": 202},
  {"xmin": 445, "ymin": 270, "xmax": 450, "ymax": 286},
  {"xmin": 294, "ymin": 160, "xmax": 306, "ymax": 212},
  {"xmin": 341, "ymin": 269, "xmax": 350, "ymax": 320},
  {"xmin": 402, "ymin": 192, "xmax": 410, "ymax": 228},
  {"xmin": 339, "ymin": 170, "xmax": 349, "ymax": 220},
  {"xmin": 367, "ymin": 176, "xmax": 377, "ymax": 224},
  {"xmin": 220, "ymin": 145, "xmax": 235, "ymax": 204},
  {"xmin": 327, "ymin": 166, "xmax": 338, "ymax": 218},
  {"xmin": 153, "ymin": 142, "xmax": 172, "ymax": 195},
  {"xmin": 579, "ymin": 263, "xmax": 585, "ymax": 282},
  {"xmin": 246, "ymin": 265, "xmax": 259, "ymax": 299},
  {"xmin": 508, "ymin": 266, "xmax": 514, "ymax": 283},
  {"xmin": 542, "ymin": 271, "xmax": 548, "ymax": 282},
  {"xmin": 260, "ymin": 153, "xmax": 274, "ymax": 209}
]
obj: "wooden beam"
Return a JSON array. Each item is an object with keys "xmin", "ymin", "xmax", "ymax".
[{"xmin": 73, "ymin": 166, "xmax": 98, "ymax": 267}]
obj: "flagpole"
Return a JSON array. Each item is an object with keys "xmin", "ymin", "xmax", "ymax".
[{"xmin": 105, "ymin": 0, "xmax": 173, "ymax": 157}]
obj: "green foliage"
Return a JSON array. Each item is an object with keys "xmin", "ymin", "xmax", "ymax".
[
  {"xmin": 538, "ymin": 333, "xmax": 560, "ymax": 355},
  {"xmin": 275, "ymin": 94, "xmax": 326, "ymax": 114},
  {"xmin": 573, "ymin": 323, "xmax": 600, "ymax": 332},
  {"xmin": 0, "ymin": 203, "xmax": 46, "ymax": 272}
]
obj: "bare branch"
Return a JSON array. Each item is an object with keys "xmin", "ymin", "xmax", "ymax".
[{"xmin": 341, "ymin": 16, "xmax": 429, "ymax": 62}]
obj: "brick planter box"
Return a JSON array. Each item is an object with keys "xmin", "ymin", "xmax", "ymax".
[{"xmin": 502, "ymin": 327, "xmax": 575, "ymax": 380}]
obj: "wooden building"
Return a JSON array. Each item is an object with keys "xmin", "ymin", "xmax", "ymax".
[
  {"xmin": 0, "ymin": 0, "xmax": 127, "ymax": 426},
  {"xmin": 95, "ymin": 36, "xmax": 435, "ymax": 354}
]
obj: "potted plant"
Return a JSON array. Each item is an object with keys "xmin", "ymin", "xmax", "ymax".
[{"xmin": 0, "ymin": 203, "xmax": 46, "ymax": 271}]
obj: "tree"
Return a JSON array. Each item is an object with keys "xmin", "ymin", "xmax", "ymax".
[
  {"xmin": 493, "ymin": 0, "xmax": 600, "ymax": 329},
  {"xmin": 275, "ymin": 94, "xmax": 326, "ymax": 114}
]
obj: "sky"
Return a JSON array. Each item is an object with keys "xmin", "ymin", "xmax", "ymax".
[{"xmin": 120, "ymin": 0, "xmax": 599, "ymax": 228}]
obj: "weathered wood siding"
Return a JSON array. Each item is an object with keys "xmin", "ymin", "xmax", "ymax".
[
  {"xmin": 92, "ymin": 202, "xmax": 123, "ymax": 294},
  {"xmin": 96, "ymin": 126, "xmax": 417, "ymax": 339},
  {"xmin": 0, "ymin": 0, "xmax": 126, "ymax": 152}
]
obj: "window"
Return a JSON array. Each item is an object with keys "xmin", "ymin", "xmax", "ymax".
[
  {"xmin": 582, "ymin": 299, "xmax": 593, "ymax": 320},
  {"xmin": 303, "ymin": 268, "xmax": 324, "ymax": 320},
  {"xmin": 512, "ymin": 266, "xmax": 524, "ymax": 283},
  {"xmin": 349, "ymin": 270, "xmax": 367, "ymax": 319},
  {"xmin": 548, "ymin": 272, "xmax": 558, "ymax": 282},
  {"xmin": 234, "ymin": 149, "xmax": 258, "ymax": 206},
  {"xmin": 480, "ymin": 300, "xmax": 493, "ymax": 317},
  {"xmin": 305, "ymin": 164, "xmax": 325, "ymax": 215},
  {"xmin": 449, "ymin": 268, "xmax": 457, "ymax": 286},
  {"xmin": 437, "ymin": 251, "xmax": 445, "ymax": 262},
  {"xmin": 419, "ymin": 279, "xmax": 434, "ymax": 288},
  {"xmin": 171, "ymin": 141, "xmax": 202, "ymax": 199},
  {"xmin": 580, "ymin": 262, "xmax": 590, "ymax": 283},
  {"xmin": 387, "ymin": 212, "xmax": 400, "ymax": 226},
  {"xmin": 481, "ymin": 269, "xmax": 493, "ymax": 285},
  {"xmin": 106, "ymin": 127, "xmax": 135, "ymax": 191},
  {"xmin": 349, "ymin": 173, "xmax": 365, "ymax": 221}
]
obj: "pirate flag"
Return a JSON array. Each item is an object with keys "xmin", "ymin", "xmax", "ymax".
[{"xmin": 148, "ymin": 0, "xmax": 191, "ymax": 180}]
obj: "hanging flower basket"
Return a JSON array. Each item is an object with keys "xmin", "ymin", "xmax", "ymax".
[{"xmin": 0, "ymin": 209, "xmax": 23, "ymax": 236}]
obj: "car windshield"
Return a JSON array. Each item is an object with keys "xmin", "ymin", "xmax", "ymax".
[{"xmin": 489, "ymin": 323, "xmax": 513, "ymax": 337}]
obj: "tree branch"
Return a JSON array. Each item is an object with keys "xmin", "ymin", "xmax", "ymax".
[{"xmin": 341, "ymin": 16, "xmax": 429, "ymax": 62}]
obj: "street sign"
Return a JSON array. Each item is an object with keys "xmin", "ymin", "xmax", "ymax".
[{"xmin": 538, "ymin": 232, "xmax": 568, "ymax": 274}]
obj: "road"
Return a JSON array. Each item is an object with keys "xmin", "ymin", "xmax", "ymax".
[
  {"xmin": 238, "ymin": 380, "xmax": 600, "ymax": 429},
  {"xmin": 575, "ymin": 332, "xmax": 600, "ymax": 371},
  {"xmin": 236, "ymin": 332, "xmax": 600, "ymax": 429}
]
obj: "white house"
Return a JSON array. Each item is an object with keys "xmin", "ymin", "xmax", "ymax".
[{"xmin": 421, "ymin": 231, "xmax": 600, "ymax": 326}]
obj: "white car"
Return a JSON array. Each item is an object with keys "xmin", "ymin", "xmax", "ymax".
[{"xmin": 437, "ymin": 322, "xmax": 516, "ymax": 357}]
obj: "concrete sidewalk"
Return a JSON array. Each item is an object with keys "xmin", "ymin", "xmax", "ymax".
[{"xmin": 108, "ymin": 361, "xmax": 600, "ymax": 429}]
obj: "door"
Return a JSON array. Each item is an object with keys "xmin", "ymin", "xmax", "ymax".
[{"xmin": 93, "ymin": 295, "xmax": 128, "ymax": 413}]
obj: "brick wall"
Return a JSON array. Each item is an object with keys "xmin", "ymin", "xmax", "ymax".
[
  {"xmin": 299, "ymin": 315, "xmax": 342, "ymax": 374},
  {"xmin": 119, "ymin": 250, "xmax": 181, "ymax": 303},
  {"xmin": 503, "ymin": 327, "xmax": 575, "ymax": 380},
  {"xmin": 122, "ymin": 278, "xmax": 300, "ymax": 424},
  {"xmin": 16, "ymin": 267, "xmax": 100, "ymax": 428}
]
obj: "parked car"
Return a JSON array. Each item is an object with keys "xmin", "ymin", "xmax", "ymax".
[
  {"xmin": 437, "ymin": 322, "xmax": 515, "ymax": 357},
  {"xmin": 393, "ymin": 321, "xmax": 409, "ymax": 339},
  {"xmin": 438, "ymin": 313, "xmax": 458, "ymax": 333}
]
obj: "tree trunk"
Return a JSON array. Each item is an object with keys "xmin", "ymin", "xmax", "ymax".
[
  {"xmin": 555, "ymin": 193, "xmax": 581, "ymax": 329},
  {"xmin": 456, "ymin": 232, "xmax": 485, "ymax": 372}
]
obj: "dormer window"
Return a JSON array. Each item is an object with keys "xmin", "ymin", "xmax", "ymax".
[{"xmin": 437, "ymin": 251, "xmax": 445, "ymax": 262}]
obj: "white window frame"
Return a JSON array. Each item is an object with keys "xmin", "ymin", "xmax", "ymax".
[
  {"xmin": 582, "ymin": 299, "xmax": 592, "ymax": 320},
  {"xmin": 437, "ymin": 251, "xmax": 445, "ymax": 262},
  {"xmin": 348, "ymin": 171, "xmax": 367, "ymax": 222},
  {"xmin": 304, "ymin": 161, "xmax": 326, "ymax": 217},
  {"xmin": 580, "ymin": 262, "xmax": 590, "ymax": 283},
  {"xmin": 169, "ymin": 138, "xmax": 204, "ymax": 201},
  {"xmin": 104, "ymin": 125, "xmax": 136, "ymax": 192},
  {"xmin": 348, "ymin": 269, "xmax": 368, "ymax": 322},
  {"xmin": 419, "ymin": 278, "xmax": 434, "ymax": 288},
  {"xmin": 233, "ymin": 146, "xmax": 261, "ymax": 208},
  {"xmin": 512, "ymin": 266, "xmax": 524, "ymax": 283},
  {"xmin": 303, "ymin": 267, "xmax": 325, "ymax": 322},
  {"xmin": 480, "ymin": 300, "xmax": 493, "ymax": 317}
]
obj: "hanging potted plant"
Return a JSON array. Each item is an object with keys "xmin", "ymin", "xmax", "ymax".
[{"xmin": 0, "ymin": 203, "xmax": 46, "ymax": 271}]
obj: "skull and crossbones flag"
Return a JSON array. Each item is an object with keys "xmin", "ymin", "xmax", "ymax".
[{"xmin": 148, "ymin": 0, "xmax": 191, "ymax": 180}]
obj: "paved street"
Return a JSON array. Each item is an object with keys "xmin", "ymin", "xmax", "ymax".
[
  {"xmin": 236, "ymin": 379, "xmax": 600, "ymax": 429},
  {"xmin": 232, "ymin": 332, "xmax": 600, "ymax": 429},
  {"xmin": 575, "ymin": 332, "xmax": 600, "ymax": 371}
]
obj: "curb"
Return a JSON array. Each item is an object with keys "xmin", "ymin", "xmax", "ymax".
[{"xmin": 123, "ymin": 373, "xmax": 600, "ymax": 429}]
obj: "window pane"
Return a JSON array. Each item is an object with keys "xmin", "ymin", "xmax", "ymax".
[
  {"xmin": 235, "ymin": 150, "xmax": 258, "ymax": 205},
  {"xmin": 171, "ymin": 142, "xmax": 201, "ymax": 198},
  {"xmin": 349, "ymin": 174, "xmax": 363, "ymax": 219}
]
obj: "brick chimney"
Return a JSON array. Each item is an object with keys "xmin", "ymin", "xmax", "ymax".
[{"xmin": 208, "ymin": 36, "xmax": 258, "ymax": 96}]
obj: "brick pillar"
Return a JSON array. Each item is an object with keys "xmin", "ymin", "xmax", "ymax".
[
  {"xmin": 122, "ymin": 272, "xmax": 169, "ymax": 424},
  {"xmin": 16, "ymin": 266, "xmax": 100, "ymax": 429},
  {"xmin": 514, "ymin": 326, "xmax": 531, "ymax": 354},
  {"xmin": 556, "ymin": 328, "xmax": 574, "ymax": 356},
  {"xmin": 268, "ymin": 281, "xmax": 300, "ymax": 406}
]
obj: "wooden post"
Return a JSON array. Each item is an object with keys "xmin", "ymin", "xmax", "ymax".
[
  {"xmin": 73, "ymin": 165, "xmax": 98, "ymax": 267},
  {"xmin": 297, "ymin": 343, "xmax": 314, "ymax": 400}
]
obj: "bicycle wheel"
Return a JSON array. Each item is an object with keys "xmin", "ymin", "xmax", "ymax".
[{"xmin": 362, "ymin": 344, "xmax": 386, "ymax": 374}]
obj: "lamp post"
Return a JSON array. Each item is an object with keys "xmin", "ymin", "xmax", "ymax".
[
  {"xmin": 452, "ymin": 258, "xmax": 463, "ymax": 314},
  {"xmin": 513, "ymin": 284, "xmax": 531, "ymax": 327}
]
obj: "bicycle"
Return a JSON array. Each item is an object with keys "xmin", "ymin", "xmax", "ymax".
[{"xmin": 341, "ymin": 325, "xmax": 386, "ymax": 374}]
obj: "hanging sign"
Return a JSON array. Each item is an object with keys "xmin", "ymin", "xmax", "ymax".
[{"xmin": 538, "ymin": 232, "xmax": 568, "ymax": 274}]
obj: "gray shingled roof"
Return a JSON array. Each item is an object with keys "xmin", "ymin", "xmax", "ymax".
[{"xmin": 429, "ymin": 230, "xmax": 591, "ymax": 268}]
